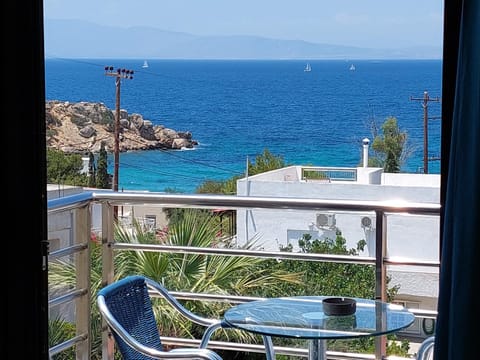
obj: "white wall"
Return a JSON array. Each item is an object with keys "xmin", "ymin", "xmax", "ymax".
[
  {"xmin": 236, "ymin": 176, "xmax": 440, "ymax": 255},
  {"xmin": 236, "ymin": 167, "xmax": 440, "ymax": 311}
]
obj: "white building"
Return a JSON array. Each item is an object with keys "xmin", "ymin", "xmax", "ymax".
[
  {"xmin": 236, "ymin": 166, "xmax": 440, "ymax": 256},
  {"xmin": 236, "ymin": 164, "xmax": 440, "ymax": 337}
]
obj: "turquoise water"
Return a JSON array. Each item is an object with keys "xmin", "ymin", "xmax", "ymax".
[{"xmin": 45, "ymin": 59, "xmax": 443, "ymax": 193}]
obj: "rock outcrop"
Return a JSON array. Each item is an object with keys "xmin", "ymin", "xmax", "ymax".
[{"xmin": 46, "ymin": 100, "xmax": 198, "ymax": 154}]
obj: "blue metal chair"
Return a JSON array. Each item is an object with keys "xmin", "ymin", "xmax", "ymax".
[{"xmin": 97, "ymin": 275, "xmax": 224, "ymax": 359}]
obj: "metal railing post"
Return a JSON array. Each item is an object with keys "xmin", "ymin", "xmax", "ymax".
[
  {"xmin": 101, "ymin": 202, "xmax": 116, "ymax": 360},
  {"xmin": 74, "ymin": 205, "xmax": 92, "ymax": 360},
  {"xmin": 375, "ymin": 210, "xmax": 388, "ymax": 360}
]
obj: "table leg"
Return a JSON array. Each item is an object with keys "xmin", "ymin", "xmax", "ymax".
[{"xmin": 308, "ymin": 339, "xmax": 326, "ymax": 360}]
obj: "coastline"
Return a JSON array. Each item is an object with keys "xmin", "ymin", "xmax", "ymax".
[{"xmin": 46, "ymin": 100, "xmax": 197, "ymax": 154}]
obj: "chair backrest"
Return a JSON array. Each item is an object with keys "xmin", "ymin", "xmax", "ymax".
[{"xmin": 98, "ymin": 275, "xmax": 163, "ymax": 359}]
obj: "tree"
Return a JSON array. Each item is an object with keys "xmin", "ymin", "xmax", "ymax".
[
  {"xmin": 370, "ymin": 117, "xmax": 408, "ymax": 173},
  {"xmin": 195, "ymin": 148, "xmax": 288, "ymax": 195},
  {"xmin": 195, "ymin": 176, "xmax": 240, "ymax": 195},
  {"xmin": 248, "ymin": 148, "xmax": 286, "ymax": 176},
  {"xmin": 95, "ymin": 142, "xmax": 110, "ymax": 189},
  {"xmin": 46, "ymin": 148, "xmax": 89, "ymax": 186},
  {"xmin": 88, "ymin": 151, "xmax": 96, "ymax": 187}
]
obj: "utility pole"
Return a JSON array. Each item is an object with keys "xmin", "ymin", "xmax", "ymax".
[
  {"xmin": 104, "ymin": 66, "xmax": 134, "ymax": 192},
  {"xmin": 410, "ymin": 91, "xmax": 440, "ymax": 174}
]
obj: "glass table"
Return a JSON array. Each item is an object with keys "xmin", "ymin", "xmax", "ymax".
[{"xmin": 223, "ymin": 296, "xmax": 415, "ymax": 360}]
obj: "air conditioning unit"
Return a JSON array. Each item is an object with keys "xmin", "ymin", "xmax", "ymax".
[
  {"xmin": 316, "ymin": 213, "xmax": 336, "ymax": 228},
  {"xmin": 361, "ymin": 216, "xmax": 373, "ymax": 228}
]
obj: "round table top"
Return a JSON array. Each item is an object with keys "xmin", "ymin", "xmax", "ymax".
[{"xmin": 223, "ymin": 296, "xmax": 415, "ymax": 340}]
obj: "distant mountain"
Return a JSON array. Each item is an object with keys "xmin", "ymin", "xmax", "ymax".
[{"xmin": 44, "ymin": 19, "xmax": 442, "ymax": 60}]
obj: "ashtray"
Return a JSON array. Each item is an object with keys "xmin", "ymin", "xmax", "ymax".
[{"xmin": 322, "ymin": 297, "xmax": 356, "ymax": 316}]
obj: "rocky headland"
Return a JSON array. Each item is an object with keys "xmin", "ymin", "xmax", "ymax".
[{"xmin": 46, "ymin": 100, "xmax": 198, "ymax": 154}]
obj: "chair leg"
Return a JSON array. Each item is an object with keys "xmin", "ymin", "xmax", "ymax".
[
  {"xmin": 200, "ymin": 322, "xmax": 224, "ymax": 348},
  {"xmin": 200, "ymin": 323, "xmax": 275, "ymax": 360},
  {"xmin": 417, "ymin": 336, "xmax": 435, "ymax": 360},
  {"xmin": 262, "ymin": 335, "xmax": 276, "ymax": 360}
]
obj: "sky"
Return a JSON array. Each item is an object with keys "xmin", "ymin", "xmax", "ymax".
[{"xmin": 44, "ymin": 0, "xmax": 444, "ymax": 49}]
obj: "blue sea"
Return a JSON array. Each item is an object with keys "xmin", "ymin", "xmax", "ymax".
[{"xmin": 45, "ymin": 59, "xmax": 442, "ymax": 193}]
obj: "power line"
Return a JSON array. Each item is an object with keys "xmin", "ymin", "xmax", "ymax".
[
  {"xmin": 47, "ymin": 58, "xmax": 248, "ymax": 185},
  {"xmin": 119, "ymin": 160, "xmax": 216, "ymax": 181},
  {"xmin": 49, "ymin": 135, "xmax": 111, "ymax": 149},
  {"xmin": 410, "ymin": 91, "xmax": 441, "ymax": 174},
  {"xmin": 104, "ymin": 66, "xmax": 134, "ymax": 192},
  {"xmin": 119, "ymin": 134, "xmax": 243, "ymax": 176}
]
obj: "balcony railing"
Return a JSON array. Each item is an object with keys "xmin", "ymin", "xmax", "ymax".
[
  {"xmin": 301, "ymin": 167, "xmax": 358, "ymax": 182},
  {"xmin": 47, "ymin": 190, "xmax": 440, "ymax": 360}
]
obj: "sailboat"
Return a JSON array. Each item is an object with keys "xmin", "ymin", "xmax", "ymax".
[
  {"xmin": 304, "ymin": 63, "xmax": 312, "ymax": 72},
  {"xmin": 142, "ymin": 60, "xmax": 149, "ymax": 68},
  {"xmin": 349, "ymin": 64, "xmax": 356, "ymax": 71}
]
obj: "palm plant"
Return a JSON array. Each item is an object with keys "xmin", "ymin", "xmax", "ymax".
[
  {"xmin": 48, "ymin": 317, "xmax": 76, "ymax": 360},
  {"xmin": 48, "ymin": 234, "xmax": 106, "ymax": 359},
  {"xmin": 115, "ymin": 209, "xmax": 302, "ymax": 342}
]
